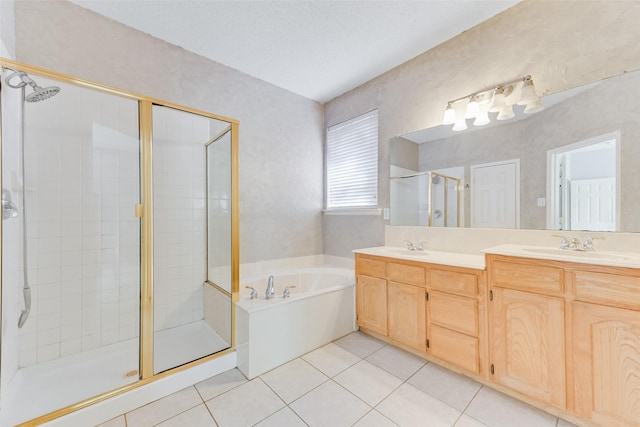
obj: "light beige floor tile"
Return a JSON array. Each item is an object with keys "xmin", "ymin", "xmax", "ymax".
[
  {"xmin": 94, "ymin": 415, "xmax": 126, "ymax": 427},
  {"xmin": 334, "ymin": 331, "xmax": 386, "ymax": 358},
  {"xmin": 464, "ymin": 387, "xmax": 557, "ymax": 427},
  {"xmin": 260, "ymin": 358, "xmax": 328, "ymax": 403},
  {"xmin": 557, "ymin": 419, "xmax": 578, "ymax": 427},
  {"xmin": 353, "ymin": 410, "xmax": 398, "ymax": 427},
  {"xmin": 195, "ymin": 368, "xmax": 247, "ymax": 401},
  {"xmin": 255, "ymin": 407, "xmax": 307, "ymax": 427},
  {"xmin": 454, "ymin": 414, "xmax": 489, "ymax": 427},
  {"xmin": 125, "ymin": 386, "xmax": 202, "ymax": 427},
  {"xmin": 377, "ymin": 383, "xmax": 461, "ymax": 427},
  {"xmin": 302, "ymin": 343, "xmax": 361, "ymax": 377},
  {"xmin": 334, "ymin": 360, "xmax": 403, "ymax": 406},
  {"xmin": 290, "ymin": 380, "xmax": 370, "ymax": 427},
  {"xmin": 155, "ymin": 404, "xmax": 217, "ymax": 427},
  {"xmin": 206, "ymin": 379, "xmax": 284, "ymax": 427},
  {"xmin": 365, "ymin": 344, "xmax": 426, "ymax": 380},
  {"xmin": 408, "ymin": 363, "xmax": 481, "ymax": 411}
]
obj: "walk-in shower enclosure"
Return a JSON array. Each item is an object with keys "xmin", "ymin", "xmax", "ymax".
[{"xmin": 0, "ymin": 59, "xmax": 239, "ymax": 426}]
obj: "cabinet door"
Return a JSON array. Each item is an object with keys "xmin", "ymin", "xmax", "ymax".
[
  {"xmin": 356, "ymin": 275, "xmax": 387, "ymax": 336},
  {"xmin": 490, "ymin": 288, "xmax": 566, "ymax": 409},
  {"xmin": 573, "ymin": 302, "xmax": 640, "ymax": 426},
  {"xmin": 388, "ymin": 281, "xmax": 426, "ymax": 351}
]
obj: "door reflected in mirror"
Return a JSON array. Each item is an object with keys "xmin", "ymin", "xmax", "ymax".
[{"xmin": 548, "ymin": 132, "xmax": 618, "ymax": 231}]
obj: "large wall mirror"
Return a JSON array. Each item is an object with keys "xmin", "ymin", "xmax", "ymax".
[{"xmin": 391, "ymin": 68, "xmax": 640, "ymax": 232}]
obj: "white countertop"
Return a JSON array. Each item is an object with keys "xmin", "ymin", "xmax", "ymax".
[
  {"xmin": 482, "ymin": 244, "xmax": 640, "ymax": 269},
  {"xmin": 353, "ymin": 246, "xmax": 486, "ymax": 270}
]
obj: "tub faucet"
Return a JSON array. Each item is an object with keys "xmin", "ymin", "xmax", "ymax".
[{"xmin": 266, "ymin": 275, "xmax": 275, "ymax": 299}]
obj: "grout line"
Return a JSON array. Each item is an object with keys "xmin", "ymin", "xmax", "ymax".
[
  {"xmin": 202, "ymin": 400, "xmax": 220, "ymax": 427},
  {"xmin": 452, "ymin": 384, "xmax": 484, "ymax": 427}
]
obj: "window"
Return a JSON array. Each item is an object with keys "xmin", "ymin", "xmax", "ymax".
[{"xmin": 326, "ymin": 110, "xmax": 379, "ymax": 210}]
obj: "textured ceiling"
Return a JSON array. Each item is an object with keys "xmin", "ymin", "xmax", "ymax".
[{"xmin": 69, "ymin": 0, "xmax": 519, "ymax": 103}]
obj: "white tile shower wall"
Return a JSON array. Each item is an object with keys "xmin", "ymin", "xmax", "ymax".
[
  {"xmin": 153, "ymin": 107, "xmax": 209, "ymax": 332},
  {"xmin": 18, "ymin": 79, "xmax": 140, "ymax": 367}
]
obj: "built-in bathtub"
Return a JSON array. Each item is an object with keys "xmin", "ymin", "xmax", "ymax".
[{"xmin": 235, "ymin": 266, "xmax": 356, "ymax": 379}]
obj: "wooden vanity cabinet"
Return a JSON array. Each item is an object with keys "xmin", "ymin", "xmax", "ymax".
[
  {"xmin": 487, "ymin": 256, "xmax": 567, "ymax": 410},
  {"xmin": 355, "ymin": 254, "xmax": 427, "ymax": 351},
  {"xmin": 355, "ymin": 253, "xmax": 486, "ymax": 373},
  {"xmin": 571, "ymin": 268, "xmax": 640, "ymax": 426}
]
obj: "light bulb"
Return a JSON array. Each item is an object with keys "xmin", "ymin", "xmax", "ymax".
[
  {"xmin": 518, "ymin": 78, "xmax": 539, "ymax": 105},
  {"xmin": 442, "ymin": 104, "xmax": 456, "ymax": 125},
  {"xmin": 489, "ymin": 88, "xmax": 505, "ymax": 113},
  {"xmin": 452, "ymin": 116, "xmax": 468, "ymax": 131},
  {"xmin": 465, "ymin": 96, "xmax": 479, "ymax": 119},
  {"xmin": 497, "ymin": 104, "xmax": 515, "ymax": 121},
  {"xmin": 474, "ymin": 104, "xmax": 491, "ymax": 126}
]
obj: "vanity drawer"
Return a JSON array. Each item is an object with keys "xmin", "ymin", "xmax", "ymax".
[
  {"xmin": 356, "ymin": 256, "xmax": 386, "ymax": 278},
  {"xmin": 430, "ymin": 291, "xmax": 478, "ymax": 336},
  {"xmin": 387, "ymin": 262, "xmax": 426, "ymax": 287},
  {"xmin": 428, "ymin": 268, "xmax": 478, "ymax": 297},
  {"xmin": 430, "ymin": 324, "xmax": 479, "ymax": 374},
  {"xmin": 491, "ymin": 260, "xmax": 563, "ymax": 295},
  {"xmin": 573, "ymin": 270, "xmax": 640, "ymax": 309}
]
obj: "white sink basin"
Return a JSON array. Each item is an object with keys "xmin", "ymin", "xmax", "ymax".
[
  {"xmin": 381, "ymin": 247, "xmax": 429, "ymax": 257},
  {"xmin": 522, "ymin": 247, "xmax": 634, "ymax": 262}
]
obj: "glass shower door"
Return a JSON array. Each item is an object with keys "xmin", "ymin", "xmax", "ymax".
[
  {"xmin": 152, "ymin": 105, "xmax": 233, "ymax": 373},
  {"xmin": 0, "ymin": 71, "xmax": 141, "ymax": 425}
]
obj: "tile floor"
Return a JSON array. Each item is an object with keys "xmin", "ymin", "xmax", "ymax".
[{"xmin": 96, "ymin": 332, "xmax": 577, "ymax": 427}]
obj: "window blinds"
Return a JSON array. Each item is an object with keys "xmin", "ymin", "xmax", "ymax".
[{"xmin": 326, "ymin": 110, "xmax": 378, "ymax": 209}]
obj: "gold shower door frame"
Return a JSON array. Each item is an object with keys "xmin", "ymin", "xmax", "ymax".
[{"xmin": 0, "ymin": 58, "xmax": 240, "ymax": 426}]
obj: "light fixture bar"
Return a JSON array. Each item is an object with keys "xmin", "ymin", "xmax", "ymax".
[
  {"xmin": 445, "ymin": 75, "xmax": 532, "ymax": 107},
  {"xmin": 440, "ymin": 74, "xmax": 543, "ymax": 131}
]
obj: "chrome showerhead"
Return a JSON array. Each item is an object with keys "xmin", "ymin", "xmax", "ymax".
[
  {"xmin": 4, "ymin": 70, "xmax": 60, "ymax": 102},
  {"xmin": 25, "ymin": 85, "xmax": 60, "ymax": 103}
]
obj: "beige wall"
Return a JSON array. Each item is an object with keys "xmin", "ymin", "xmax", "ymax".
[
  {"xmin": 324, "ymin": 0, "xmax": 640, "ymax": 257},
  {"xmin": 0, "ymin": 0, "xmax": 15, "ymax": 58},
  {"xmin": 390, "ymin": 137, "xmax": 418, "ymax": 171},
  {"xmin": 12, "ymin": 0, "xmax": 325, "ymax": 263}
]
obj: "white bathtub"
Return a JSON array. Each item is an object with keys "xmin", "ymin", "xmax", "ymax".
[{"xmin": 235, "ymin": 266, "xmax": 356, "ymax": 379}]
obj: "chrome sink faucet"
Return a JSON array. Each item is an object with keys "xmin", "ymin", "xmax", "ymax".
[
  {"xmin": 266, "ymin": 275, "xmax": 275, "ymax": 299},
  {"xmin": 558, "ymin": 236, "xmax": 596, "ymax": 251},
  {"xmin": 404, "ymin": 240, "xmax": 424, "ymax": 251}
]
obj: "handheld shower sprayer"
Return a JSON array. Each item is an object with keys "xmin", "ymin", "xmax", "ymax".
[{"xmin": 2, "ymin": 68, "xmax": 61, "ymax": 328}]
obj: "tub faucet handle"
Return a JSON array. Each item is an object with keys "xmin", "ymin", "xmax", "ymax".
[
  {"xmin": 283, "ymin": 285, "xmax": 296, "ymax": 298},
  {"xmin": 245, "ymin": 286, "xmax": 258, "ymax": 300}
]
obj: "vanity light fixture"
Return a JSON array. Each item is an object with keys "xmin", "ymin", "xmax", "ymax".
[
  {"xmin": 451, "ymin": 98, "xmax": 469, "ymax": 131},
  {"xmin": 441, "ymin": 75, "xmax": 543, "ymax": 131},
  {"xmin": 442, "ymin": 102, "xmax": 456, "ymax": 125}
]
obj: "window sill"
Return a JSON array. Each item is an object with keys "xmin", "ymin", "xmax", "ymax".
[{"xmin": 323, "ymin": 208, "xmax": 381, "ymax": 216}]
